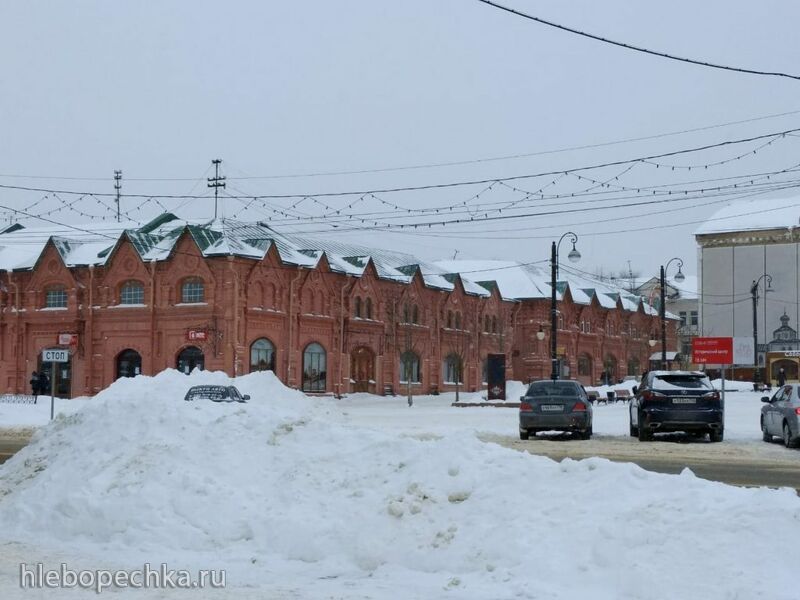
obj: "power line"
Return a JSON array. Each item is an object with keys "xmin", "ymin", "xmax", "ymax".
[{"xmin": 475, "ymin": 0, "xmax": 800, "ymax": 81}]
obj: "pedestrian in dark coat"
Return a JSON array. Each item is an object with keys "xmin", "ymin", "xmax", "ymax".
[
  {"xmin": 38, "ymin": 371, "xmax": 50, "ymax": 396},
  {"xmin": 29, "ymin": 371, "xmax": 39, "ymax": 396},
  {"xmin": 778, "ymin": 367, "xmax": 787, "ymax": 387}
]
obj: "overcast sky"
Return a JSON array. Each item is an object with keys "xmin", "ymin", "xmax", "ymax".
[{"xmin": 2, "ymin": 0, "xmax": 800, "ymax": 279}]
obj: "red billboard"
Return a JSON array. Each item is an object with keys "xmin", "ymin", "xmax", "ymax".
[{"xmin": 691, "ymin": 337, "xmax": 733, "ymax": 365}]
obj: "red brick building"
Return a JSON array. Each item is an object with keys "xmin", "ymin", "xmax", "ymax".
[{"xmin": 0, "ymin": 214, "xmax": 673, "ymax": 397}]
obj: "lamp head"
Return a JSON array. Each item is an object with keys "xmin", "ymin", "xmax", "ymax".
[
  {"xmin": 648, "ymin": 338, "xmax": 657, "ymax": 347},
  {"xmin": 536, "ymin": 326, "xmax": 545, "ymax": 341},
  {"xmin": 674, "ymin": 268, "xmax": 685, "ymax": 283},
  {"xmin": 567, "ymin": 242, "xmax": 581, "ymax": 263}
]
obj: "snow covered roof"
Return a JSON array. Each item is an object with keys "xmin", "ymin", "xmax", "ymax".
[
  {"xmin": 434, "ymin": 259, "xmax": 662, "ymax": 315},
  {"xmin": 695, "ymin": 196, "xmax": 800, "ymax": 236},
  {"xmin": 0, "ymin": 213, "xmax": 492, "ymax": 297}
]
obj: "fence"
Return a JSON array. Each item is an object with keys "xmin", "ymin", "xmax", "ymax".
[{"xmin": 0, "ymin": 394, "xmax": 38, "ymax": 405}]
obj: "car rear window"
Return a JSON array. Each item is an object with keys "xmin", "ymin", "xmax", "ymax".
[
  {"xmin": 526, "ymin": 382, "xmax": 580, "ymax": 397},
  {"xmin": 186, "ymin": 386, "xmax": 230, "ymax": 400},
  {"xmin": 652, "ymin": 375, "xmax": 711, "ymax": 390}
]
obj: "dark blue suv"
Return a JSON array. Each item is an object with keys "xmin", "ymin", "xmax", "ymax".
[{"xmin": 629, "ymin": 371, "xmax": 724, "ymax": 442}]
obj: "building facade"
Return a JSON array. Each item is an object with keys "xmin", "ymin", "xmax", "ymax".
[
  {"xmin": 696, "ymin": 197, "xmax": 800, "ymax": 381},
  {"xmin": 0, "ymin": 214, "xmax": 669, "ymax": 397}
]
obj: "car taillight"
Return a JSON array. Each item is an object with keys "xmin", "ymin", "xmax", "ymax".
[
  {"xmin": 642, "ymin": 390, "xmax": 665, "ymax": 401},
  {"xmin": 702, "ymin": 391, "xmax": 721, "ymax": 401},
  {"xmin": 573, "ymin": 401, "xmax": 587, "ymax": 412},
  {"xmin": 795, "ymin": 408, "xmax": 800, "ymax": 416},
  {"xmin": 520, "ymin": 402, "xmax": 533, "ymax": 411}
]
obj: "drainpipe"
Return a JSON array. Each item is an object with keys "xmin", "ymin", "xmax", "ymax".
[
  {"xmin": 337, "ymin": 279, "xmax": 356, "ymax": 399},
  {"xmin": 86, "ymin": 265, "xmax": 94, "ymax": 394},
  {"xmin": 229, "ymin": 257, "xmax": 240, "ymax": 375},
  {"xmin": 287, "ymin": 269, "xmax": 303, "ymax": 387},
  {"xmin": 149, "ymin": 259, "xmax": 156, "ymax": 374},
  {"xmin": 7, "ymin": 272, "xmax": 20, "ymax": 391}
]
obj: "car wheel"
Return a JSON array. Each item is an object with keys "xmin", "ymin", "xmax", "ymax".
[
  {"xmin": 709, "ymin": 428, "xmax": 724, "ymax": 443},
  {"xmin": 637, "ymin": 412, "xmax": 651, "ymax": 441},
  {"xmin": 629, "ymin": 418, "xmax": 638, "ymax": 437},
  {"xmin": 519, "ymin": 429, "xmax": 530, "ymax": 441},
  {"xmin": 761, "ymin": 418, "xmax": 771, "ymax": 443},
  {"xmin": 783, "ymin": 422, "xmax": 798, "ymax": 448}
]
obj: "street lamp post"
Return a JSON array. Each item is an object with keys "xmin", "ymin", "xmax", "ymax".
[
  {"xmin": 660, "ymin": 258, "xmax": 685, "ymax": 370},
  {"xmin": 751, "ymin": 274, "xmax": 773, "ymax": 386},
  {"xmin": 550, "ymin": 232, "xmax": 581, "ymax": 380}
]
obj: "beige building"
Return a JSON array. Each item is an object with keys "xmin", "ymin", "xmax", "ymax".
[{"xmin": 696, "ymin": 197, "xmax": 800, "ymax": 381}]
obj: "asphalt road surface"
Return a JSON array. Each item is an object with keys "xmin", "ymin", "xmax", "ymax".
[
  {"xmin": 0, "ymin": 433, "xmax": 32, "ymax": 466},
  {"xmin": 481, "ymin": 432, "xmax": 800, "ymax": 491}
]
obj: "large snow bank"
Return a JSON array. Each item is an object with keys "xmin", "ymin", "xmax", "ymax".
[{"xmin": 1, "ymin": 370, "xmax": 799, "ymax": 598}]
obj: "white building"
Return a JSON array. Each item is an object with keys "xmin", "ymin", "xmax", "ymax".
[{"xmin": 695, "ymin": 196, "xmax": 800, "ymax": 380}]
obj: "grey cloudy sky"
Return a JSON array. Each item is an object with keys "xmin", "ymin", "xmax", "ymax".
[{"xmin": 2, "ymin": 0, "xmax": 800, "ymax": 279}]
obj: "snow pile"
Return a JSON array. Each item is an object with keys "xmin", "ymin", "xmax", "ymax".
[
  {"xmin": 1, "ymin": 370, "xmax": 799, "ymax": 598},
  {"xmin": 711, "ymin": 378, "xmax": 755, "ymax": 392}
]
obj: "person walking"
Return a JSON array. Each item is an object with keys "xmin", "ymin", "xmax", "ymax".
[
  {"xmin": 29, "ymin": 371, "xmax": 39, "ymax": 397},
  {"xmin": 778, "ymin": 367, "xmax": 787, "ymax": 387},
  {"xmin": 38, "ymin": 370, "xmax": 50, "ymax": 397}
]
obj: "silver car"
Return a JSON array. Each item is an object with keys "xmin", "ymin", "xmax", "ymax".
[
  {"xmin": 761, "ymin": 384, "xmax": 800, "ymax": 448},
  {"xmin": 518, "ymin": 380, "xmax": 593, "ymax": 440}
]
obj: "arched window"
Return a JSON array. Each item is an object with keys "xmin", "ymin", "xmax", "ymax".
[
  {"xmin": 120, "ymin": 280, "xmax": 144, "ymax": 305},
  {"xmin": 302, "ymin": 342, "xmax": 326, "ymax": 392},
  {"xmin": 447, "ymin": 311, "xmax": 453, "ymax": 328},
  {"xmin": 455, "ymin": 313, "xmax": 461, "ymax": 330},
  {"xmin": 250, "ymin": 338, "xmax": 275, "ymax": 372},
  {"xmin": 492, "ymin": 316, "xmax": 498, "ymax": 333},
  {"xmin": 412, "ymin": 305, "xmax": 419, "ymax": 324},
  {"xmin": 484, "ymin": 315, "xmax": 490, "ymax": 332},
  {"xmin": 177, "ymin": 346, "xmax": 204, "ymax": 374},
  {"xmin": 403, "ymin": 303, "xmax": 410, "ymax": 323},
  {"xmin": 116, "ymin": 349, "xmax": 142, "ymax": 379},
  {"xmin": 443, "ymin": 353, "xmax": 461, "ymax": 384},
  {"xmin": 365, "ymin": 298, "xmax": 373, "ymax": 319},
  {"xmin": 181, "ymin": 279, "xmax": 204, "ymax": 303},
  {"xmin": 627, "ymin": 358, "xmax": 641, "ymax": 377},
  {"xmin": 45, "ymin": 285, "xmax": 67, "ymax": 308},
  {"xmin": 399, "ymin": 351, "xmax": 420, "ymax": 383},
  {"xmin": 354, "ymin": 296, "xmax": 362, "ymax": 318}
]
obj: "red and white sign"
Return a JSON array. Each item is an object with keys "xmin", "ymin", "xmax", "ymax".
[
  {"xmin": 57, "ymin": 333, "xmax": 78, "ymax": 346},
  {"xmin": 692, "ymin": 337, "xmax": 733, "ymax": 365},
  {"xmin": 186, "ymin": 329, "xmax": 208, "ymax": 342}
]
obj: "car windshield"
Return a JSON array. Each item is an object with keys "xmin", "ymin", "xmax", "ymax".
[
  {"xmin": 186, "ymin": 386, "xmax": 230, "ymax": 401},
  {"xmin": 651, "ymin": 375, "xmax": 711, "ymax": 390},
  {"xmin": 526, "ymin": 382, "xmax": 579, "ymax": 397}
]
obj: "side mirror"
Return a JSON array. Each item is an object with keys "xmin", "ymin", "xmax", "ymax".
[
  {"xmin": 243, "ymin": 394, "xmax": 251, "ymax": 401},
  {"xmin": 632, "ymin": 386, "xmax": 638, "ymax": 395},
  {"xmin": 761, "ymin": 396, "xmax": 770, "ymax": 403},
  {"xmin": 519, "ymin": 396, "xmax": 525, "ymax": 402}
]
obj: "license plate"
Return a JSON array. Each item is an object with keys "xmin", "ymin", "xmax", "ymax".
[
  {"xmin": 541, "ymin": 405, "xmax": 564, "ymax": 412},
  {"xmin": 672, "ymin": 397, "xmax": 696, "ymax": 404}
]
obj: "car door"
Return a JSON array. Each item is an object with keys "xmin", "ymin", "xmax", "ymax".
[
  {"xmin": 775, "ymin": 385, "xmax": 793, "ymax": 432},
  {"xmin": 767, "ymin": 387, "xmax": 787, "ymax": 433},
  {"xmin": 631, "ymin": 374, "xmax": 649, "ymax": 426}
]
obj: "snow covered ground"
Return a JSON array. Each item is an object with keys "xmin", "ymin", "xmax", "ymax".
[{"xmin": 0, "ymin": 371, "xmax": 798, "ymax": 599}]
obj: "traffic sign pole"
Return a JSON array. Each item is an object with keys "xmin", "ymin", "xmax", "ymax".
[{"xmin": 50, "ymin": 360, "xmax": 56, "ymax": 420}]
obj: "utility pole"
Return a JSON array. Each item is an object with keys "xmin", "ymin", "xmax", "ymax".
[
  {"xmin": 207, "ymin": 159, "xmax": 226, "ymax": 219},
  {"xmin": 113, "ymin": 170, "xmax": 122, "ymax": 222}
]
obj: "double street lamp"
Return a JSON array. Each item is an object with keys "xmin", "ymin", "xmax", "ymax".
[
  {"xmin": 659, "ymin": 258, "xmax": 685, "ymax": 370},
  {"xmin": 751, "ymin": 274, "xmax": 773, "ymax": 386},
  {"xmin": 537, "ymin": 232, "xmax": 581, "ymax": 380}
]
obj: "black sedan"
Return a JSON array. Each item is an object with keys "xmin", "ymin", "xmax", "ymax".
[{"xmin": 518, "ymin": 380, "xmax": 593, "ymax": 440}]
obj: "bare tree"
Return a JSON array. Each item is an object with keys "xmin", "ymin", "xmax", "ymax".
[{"xmin": 446, "ymin": 315, "xmax": 471, "ymax": 403}]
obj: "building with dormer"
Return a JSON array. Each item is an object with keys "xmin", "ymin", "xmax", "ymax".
[{"xmin": 0, "ymin": 213, "xmax": 670, "ymax": 396}]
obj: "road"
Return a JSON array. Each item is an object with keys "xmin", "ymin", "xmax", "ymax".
[
  {"xmin": 0, "ymin": 432, "xmax": 33, "ymax": 466},
  {"xmin": 481, "ymin": 432, "xmax": 800, "ymax": 490}
]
